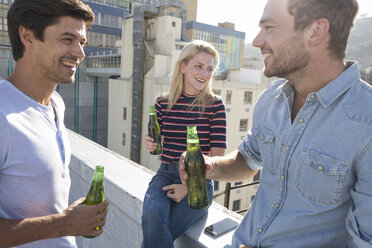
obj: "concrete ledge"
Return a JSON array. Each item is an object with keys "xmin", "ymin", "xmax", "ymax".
[{"xmin": 68, "ymin": 130, "xmax": 242, "ymax": 247}]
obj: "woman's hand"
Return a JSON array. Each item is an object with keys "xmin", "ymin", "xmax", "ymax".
[
  {"xmin": 143, "ymin": 135, "xmax": 157, "ymax": 152},
  {"xmin": 162, "ymin": 184, "xmax": 187, "ymax": 203}
]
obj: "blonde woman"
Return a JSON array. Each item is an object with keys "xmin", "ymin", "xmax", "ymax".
[{"xmin": 141, "ymin": 40, "xmax": 227, "ymax": 248}]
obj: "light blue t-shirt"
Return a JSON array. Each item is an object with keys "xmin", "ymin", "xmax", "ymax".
[
  {"xmin": 231, "ymin": 62, "xmax": 372, "ymax": 248},
  {"xmin": 0, "ymin": 80, "xmax": 75, "ymax": 248}
]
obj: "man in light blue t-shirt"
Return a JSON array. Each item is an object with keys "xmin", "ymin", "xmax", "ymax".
[
  {"xmin": 0, "ymin": 1, "xmax": 109, "ymax": 247},
  {"xmin": 180, "ymin": 0, "xmax": 372, "ymax": 247}
]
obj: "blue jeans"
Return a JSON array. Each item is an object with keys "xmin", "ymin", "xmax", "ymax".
[{"xmin": 141, "ymin": 162, "xmax": 214, "ymax": 248}]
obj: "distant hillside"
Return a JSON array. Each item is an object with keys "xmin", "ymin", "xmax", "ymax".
[
  {"xmin": 346, "ymin": 17, "xmax": 372, "ymax": 67},
  {"xmin": 244, "ymin": 17, "xmax": 372, "ymax": 68}
]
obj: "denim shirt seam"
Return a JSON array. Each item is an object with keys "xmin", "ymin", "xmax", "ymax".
[
  {"xmin": 354, "ymin": 137, "xmax": 372, "ymax": 171},
  {"xmin": 341, "ymin": 82, "xmax": 372, "ymax": 125},
  {"xmin": 317, "ymin": 79, "xmax": 357, "ymax": 108}
]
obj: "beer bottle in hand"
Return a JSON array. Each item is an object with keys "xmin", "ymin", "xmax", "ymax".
[
  {"xmin": 148, "ymin": 105, "xmax": 162, "ymax": 155},
  {"xmin": 185, "ymin": 125, "xmax": 209, "ymax": 209},
  {"xmin": 83, "ymin": 165, "xmax": 105, "ymax": 238}
]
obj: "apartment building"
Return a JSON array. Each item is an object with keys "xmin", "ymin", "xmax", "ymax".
[{"xmin": 186, "ymin": 21, "xmax": 245, "ymax": 79}]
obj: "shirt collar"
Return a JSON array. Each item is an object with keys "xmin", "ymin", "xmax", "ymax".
[
  {"xmin": 276, "ymin": 61, "xmax": 360, "ymax": 107},
  {"xmin": 278, "ymin": 80, "xmax": 293, "ymax": 97},
  {"xmin": 316, "ymin": 61, "xmax": 360, "ymax": 108}
]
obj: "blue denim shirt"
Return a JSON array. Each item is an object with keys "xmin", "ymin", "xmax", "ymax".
[{"xmin": 230, "ymin": 62, "xmax": 372, "ymax": 248}]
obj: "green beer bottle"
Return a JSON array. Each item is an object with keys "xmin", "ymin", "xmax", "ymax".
[
  {"xmin": 148, "ymin": 105, "xmax": 162, "ymax": 155},
  {"xmin": 83, "ymin": 165, "xmax": 105, "ymax": 239},
  {"xmin": 185, "ymin": 125, "xmax": 209, "ymax": 209}
]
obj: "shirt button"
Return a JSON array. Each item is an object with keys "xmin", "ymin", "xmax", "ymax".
[
  {"xmin": 280, "ymin": 175, "xmax": 285, "ymax": 180},
  {"xmin": 310, "ymin": 94, "xmax": 316, "ymax": 100},
  {"xmin": 317, "ymin": 165, "xmax": 323, "ymax": 171},
  {"xmin": 275, "ymin": 203, "xmax": 279, "ymax": 208},
  {"xmin": 258, "ymin": 228, "xmax": 263, "ymax": 233},
  {"xmin": 285, "ymin": 146, "xmax": 290, "ymax": 151},
  {"xmin": 261, "ymin": 135, "xmax": 265, "ymax": 140},
  {"xmin": 298, "ymin": 118, "xmax": 304, "ymax": 123}
]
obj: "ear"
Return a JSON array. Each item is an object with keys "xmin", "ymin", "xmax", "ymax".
[
  {"xmin": 18, "ymin": 26, "xmax": 34, "ymax": 48},
  {"xmin": 306, "ymin": 18, "xmax": 330, "ymax": 47},
  {"xmin": 180, "ymin": 61, "xmax": 186, "ymax": 74}
]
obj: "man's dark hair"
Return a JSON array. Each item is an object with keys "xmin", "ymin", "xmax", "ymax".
[
  {"xmin": 288, "ymin": 0, "xmax": 359, "ymax": 60},
  {"xmin": 7, "ymin": 0, "xmax": 94, "ymax": 61}
]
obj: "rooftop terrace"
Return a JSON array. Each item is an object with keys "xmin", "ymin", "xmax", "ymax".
[{"xmin": 68, "ymin": 130, "xmax": 242, "ymax": 247}]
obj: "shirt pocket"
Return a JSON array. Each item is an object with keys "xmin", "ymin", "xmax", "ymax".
[
  {"xmin": 253, "ymin": 125, "xmax": 276, "ymax": 175},
  {"xmin": 296, "ymin": 149, "xmax": 349, "ymax": 205}
]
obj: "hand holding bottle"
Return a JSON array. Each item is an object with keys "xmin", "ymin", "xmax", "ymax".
[
  {"xmin": 179, "ymin": 152, "xmax": 214, "ymax": 186},
  {"xmin": 147, "ymin": 106, "xmax": 162, "ymax": 155},
  {"xmin": 183, "ymin": 126, "xmax": 210, "ymax": 209},
  {"xmin": 144, "ymin": 135, "xmax": 159, "ymax": 153},
  {"xmin": 61, "ymin": 198, "xmax": 109, "ymax": 237}
]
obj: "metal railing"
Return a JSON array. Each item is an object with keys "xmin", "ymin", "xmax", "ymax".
[
  {"xmin": 213, "ymin": 180, "xmax": 260, "ymax": 214},
  {"xmin": 84, "ymin": 54, "xmax": 121, "ymax": 68}
]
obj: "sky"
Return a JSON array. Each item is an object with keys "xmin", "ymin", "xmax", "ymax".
[{"xmin": 197, "ymin": 0, "xmax": 372, "ymax": 43}]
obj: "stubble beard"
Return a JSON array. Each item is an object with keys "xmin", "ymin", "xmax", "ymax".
[
  {"xmin": 264, "ymin": 33, "xmax": 310, "ymax": 79},
  {"xmin": 38, "ymin": 58, "xmax": 77, "ymax": 85}
]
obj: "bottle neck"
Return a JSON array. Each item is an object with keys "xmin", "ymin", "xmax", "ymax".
[
  {"xmin": 92, "ymin": 167, "xmax": 104, "ymax": 182},
  {"xmin": 187, "ymin": 139, "xmax": 200, "ymax": 151}
]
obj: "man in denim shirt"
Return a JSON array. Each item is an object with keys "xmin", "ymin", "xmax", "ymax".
[{"xmin": 179, "ymin": 0, "xmax": 372, "ymax": 247}]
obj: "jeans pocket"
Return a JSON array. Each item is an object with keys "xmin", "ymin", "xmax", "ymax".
[
  {"xmin": 296, "ymin": 149, "xmax": 349, "ymax": 205},
  {"xmin": 253, "ymin": 125, "xmax": 276, "ymax": 175}
]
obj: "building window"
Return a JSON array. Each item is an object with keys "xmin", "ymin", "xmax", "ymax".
[
  {"xmin": 253, "ymin": 170, "xmax": 261, "ymax": 182},
  {"xmin": 214, "ymin": 180, "xmax": 219, "ymax": 191},
  {"xmin": 212, "ymin": 89, "xmax": 221, "ymax": 96},
  {"xmin": 232, "ymin": 199, "xmax": 241, "ymax": 211},
  {"xmin": 239, "ymin": 119, "xmax": 248, "ymax": 132},
  {"xmin": 244, "ymin": 91, "xmax": 253, "ymax": 104},
  {"xmin": 122, "ymin": 133, "xmax": 126, "ymax": 146},
  {"xmin": 234, "ymin": 181, "xmax": 242, "ymax": 186},
  {"xmin": 226, "ymin": 90, "xmax": 232, "ymax": 104},
  {"xmin": 172, "ymin": 21, "xmax": 176, "ymax": 27},
  {"xmin": 123, "ymin": 107, "xmax": 127, "ymax": 120}
]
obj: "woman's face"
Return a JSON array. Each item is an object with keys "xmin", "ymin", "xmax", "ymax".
[{"xmin": 180, "ymin": 52, "xmax": 214, "ymax": 95}]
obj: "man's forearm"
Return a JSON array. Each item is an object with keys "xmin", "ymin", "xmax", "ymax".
[
  {"xmin": 0, "ymin": 214, "xmax": 66, "ymax": 248},
  {"xmin": 207, "ymin": 150, "xmax": 257, "ymax": 181}
]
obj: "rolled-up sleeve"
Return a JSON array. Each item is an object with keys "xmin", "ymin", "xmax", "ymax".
[
  {"xmin": 346, "ymin": 139, "xmax": 372, "ymax": 247},
  {"xmin": 238, "ymin": 128, "xmax": 263, "ymax": 171}
]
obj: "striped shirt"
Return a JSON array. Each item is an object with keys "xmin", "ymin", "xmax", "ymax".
[{"xmin": 155, "ymin": 92, "xmax": 227, "ymax": 164}]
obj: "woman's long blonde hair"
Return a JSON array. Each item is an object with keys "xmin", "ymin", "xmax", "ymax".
[{"xmin": 164, "ymin": 40, "xmax": 220, "ymax": 112}]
